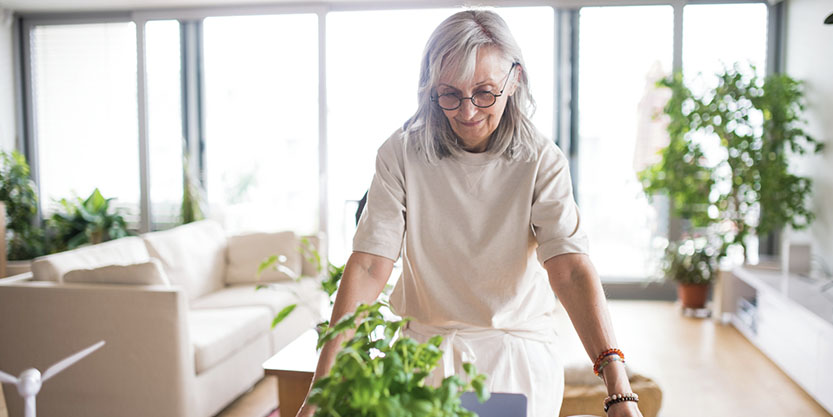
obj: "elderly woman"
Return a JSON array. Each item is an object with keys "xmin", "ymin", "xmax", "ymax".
[{"xmin": 299, "ymin": 9, "xmax": 644, "ymax": 417}]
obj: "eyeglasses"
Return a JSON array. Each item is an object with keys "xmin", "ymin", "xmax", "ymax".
[{"xmin": 431, "ymin": 62, "xmax": 518, "ymax": 111}]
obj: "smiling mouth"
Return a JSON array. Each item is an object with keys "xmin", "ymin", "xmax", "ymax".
[{"xmin": 458, "ymin": 119, "xmax": 483, "ymax": 127}]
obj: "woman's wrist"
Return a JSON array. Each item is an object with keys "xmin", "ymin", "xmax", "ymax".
[
  {"xmin": 605, "ymin": 398, "xmax": 640, "ymax": 415},
  {"xmin": 601, "ymin": 361, "xmax": 631, "ymax": 393}
]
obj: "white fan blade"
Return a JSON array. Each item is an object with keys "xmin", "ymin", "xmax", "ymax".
[
  {"xmin": 42, "ymin": 340, "xmax": 105, "ymax": 382},
  {"xmin": 0, "ymin": 369, "xmax": 18, "ymax": 384}
]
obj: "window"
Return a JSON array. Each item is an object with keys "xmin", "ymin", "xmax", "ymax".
[
  {"xmin": 577, "ymin": 6, "xmax": 674, "ymax": 281},
  {"xmin": 683, "ymin": 3, "xmax": 768, "ymax": 96},
  {"xmin": 145, "ymin": 20, "xmax": 184, "ymax": 230},
  {"xmin": 326, "ymin": 7, "xmax": 554, "ymax": 264},
  {"xmin": 202, "ymin": 14, "xmax": 319, "ymax": 234},
  {"xmin": 30, "ymin": 22, "xmax": 140, "ymax": 219},
  {"xmin": 682, "ymin": 3, "xmax": 769, "ymax": 259}
]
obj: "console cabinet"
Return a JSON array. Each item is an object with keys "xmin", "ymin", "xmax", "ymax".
[{"xmin": 727, "ymin": 267, "xmax": 833, "ymax": 414}]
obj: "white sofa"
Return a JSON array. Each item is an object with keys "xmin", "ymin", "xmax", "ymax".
[{"xmin": 0, "ymin": 220, "xmax": 328, "ymax": 417}]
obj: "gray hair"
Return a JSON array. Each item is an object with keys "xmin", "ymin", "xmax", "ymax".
[{"xmin": 403, "ymin": 9, "xmax": 539, "ymax": 163}]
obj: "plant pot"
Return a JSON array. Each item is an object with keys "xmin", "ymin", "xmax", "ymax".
[{"xmin": 677, "ymin": 283, "xmax": 710, "ymax": 309}]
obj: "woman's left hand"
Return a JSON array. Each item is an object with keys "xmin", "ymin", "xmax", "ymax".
[{"xmin": 605, "ymin": 400, "xmax": 644, "ymax": 417}]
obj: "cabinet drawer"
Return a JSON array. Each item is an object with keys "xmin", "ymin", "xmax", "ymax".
[{"xmin": 756, "ymin": 292, "xmax": 818, "ymax": 391}]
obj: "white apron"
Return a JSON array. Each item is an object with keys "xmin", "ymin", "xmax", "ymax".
[{"xmin": 404, "ymin": 320, "xmax": 565, "ymax": 417}]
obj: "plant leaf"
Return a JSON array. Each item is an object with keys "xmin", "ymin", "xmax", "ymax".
[{"xmin": 271, "ymin": 304, "xmax": 297, "ymax": 329}]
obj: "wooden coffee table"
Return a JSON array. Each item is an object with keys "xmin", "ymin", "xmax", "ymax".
[{"xmin": 263, "ymin": 330, "xmax": 319, "ymax": 417}]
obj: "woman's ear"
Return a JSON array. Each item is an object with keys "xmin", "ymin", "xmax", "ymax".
[{"xmin": 508, "ymin": 64, "xmax": 522, "ymax": 96}]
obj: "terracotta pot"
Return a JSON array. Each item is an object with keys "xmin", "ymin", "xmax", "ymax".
[{"xmin": 677, "ymin": 283, "xmax": 710, "ymax": 309}]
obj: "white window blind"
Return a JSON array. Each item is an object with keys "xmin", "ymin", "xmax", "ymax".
[{"xmin": 31, "ymin": 22, "xmax": 140, "ymax": 218}]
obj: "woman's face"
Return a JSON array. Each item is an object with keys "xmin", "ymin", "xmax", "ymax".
[{"xmin": 436, "ymin": 47, "xmax": 518, "ymax": 153}]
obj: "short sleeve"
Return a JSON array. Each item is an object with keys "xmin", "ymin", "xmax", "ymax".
[
  {"xmin": 531, "ymin": 143, "xmax": 589, "ymax": 265},
  {"xmin": 352, "ymin": 134, "xmax": 407, "ymax": 261}
]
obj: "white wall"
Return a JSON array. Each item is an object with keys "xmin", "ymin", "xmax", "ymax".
[
  {"xmin": 0, "ymin": 8, "xmax": 16, "ymax": 153},
  {"xmin": 784, "ymin": 0, "xmax": 833, "ymax": 274}
]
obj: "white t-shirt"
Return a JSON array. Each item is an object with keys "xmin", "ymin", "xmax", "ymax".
[{"xmin": 353, "ymin": 129, "xmax": 589, "ymax": 330}]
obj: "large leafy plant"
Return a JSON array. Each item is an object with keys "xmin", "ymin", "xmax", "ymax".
[
  {"xmin": 47, "ymin": 188, "xmax": 130, "ymax": 252},
  {"xmin": 309, "ymin": 302, "xmax": 489, "ymax": 417},
  {"xmin": 640, "ymin": 65, "xmax": 824, "ymax": 258},
  {"xmin": 0, "ymin": 151, "xmax": 46, "ymax": 260}
]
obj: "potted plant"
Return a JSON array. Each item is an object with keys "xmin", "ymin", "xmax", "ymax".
[
  {"xmin": 640, "ymin": 65, "xmax": 824, "ymax": 260},
  {"xmin": 309, "ymin": 301, "xmax": 489, "ymax": 416},
  {"xmin": 0, "ymin": 151, "xmax": 46, "ymax": 275},
  {"xmin": 662, "ymin": 237, "xmax": 718, "ymax": 309},
  {"xmin": 46, "ymin": 188, "xmax": 131, "ymax": 252},
  {"xmin": 640, "ymin": 65, "xmax": 823, "ymax": 312}
]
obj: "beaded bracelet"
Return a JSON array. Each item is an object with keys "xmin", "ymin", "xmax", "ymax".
[
  {"xmin": 603, "ymin": 393, "xmax": 639, "ymax": 413},
  {"xmin": 595, "ymin": 355, "xmax": 624, "ymax": 378},
  {"xmin": 593, "ymin": 348, "xmax": 624, "ymax": 374}
]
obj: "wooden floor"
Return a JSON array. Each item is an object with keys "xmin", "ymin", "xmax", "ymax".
[
  {"xmin": 552, "ymin": 300, "xmax": 832, "ymax": 417},
  {"xmin": 1, "ymin": 301, "xmax": 830, "ymax": 417}
]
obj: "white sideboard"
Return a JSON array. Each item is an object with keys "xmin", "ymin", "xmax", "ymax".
[{"xmin": 727, "ymin": 267, "xmax": 833, "ymax": 414}]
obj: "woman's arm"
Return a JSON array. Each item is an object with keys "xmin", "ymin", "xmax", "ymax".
[
  {"xmin": 544, "ymin": 253, "xmax": 643, "ymax": 417},
  {"xmin": 296, "ymin": 251, "xmax": 394, "ymax": 417}
]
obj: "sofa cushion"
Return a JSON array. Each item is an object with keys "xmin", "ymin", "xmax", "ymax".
[
  {"xmin": 189, "ymin": 306, "xmax": 271, "ymax": 374},
  {"xmin": 190, "ymin": 281, "xmax": 328, "ymax": 352},
  {"xmin": 226, "ymin": 231, "xmax": 302, "ymax": 284},
  {"xmin": 190, "ymin": 280, "xmax": 323, "ymax": 317},
  {"xmin": 31, "ymin": 236, "xmax": 151, "ymax": 283},
  {"xmin": 63, "ymin": 259, "xmax": 170, "ymax": 286},
  {"xmin": 142, "ymin": 220, "xmax": 227, "ymax": 301}
]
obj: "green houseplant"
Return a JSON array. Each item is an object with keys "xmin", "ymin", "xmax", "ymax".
[
  {"xmin": 640, "ymin": 65, "xmax": 823, "ymax": 308},
  {"xmin": 662, "ymin": 237, "xmax": 718, "ymax": 309},
  {"xmin": 46, "ymin": 188, "xmax": 131, "ymax": 252},
  {"xmin": 309, "ymin": 301, "xmax": 489, "ymax": 417},
  {"xmin": 0, "ymin": 151, "xmax": 46, "ymax": 262},
  {"xmin": 640, "ymin": 65, "xmax": 824, "ymax": 259}
]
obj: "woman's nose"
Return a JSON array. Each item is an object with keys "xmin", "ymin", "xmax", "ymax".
[{"xmin": 458, "ymin": 99, "xmax": 478, "ymax": 118}]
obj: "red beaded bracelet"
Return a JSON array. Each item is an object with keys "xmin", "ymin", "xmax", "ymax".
[{"xmin": 593, "ymin": 348, "xmax": 625, "ymax": 376}]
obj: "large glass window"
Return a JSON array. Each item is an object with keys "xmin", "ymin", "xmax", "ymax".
[
  {"xmin": 683, "ymin": 3, "xmax": 768, "ymax": 96},
  {"xmin": 145, "ymin": 20, "xmax": 184, "ymax": 230},
  {"xmin": 577, "ymin": 6, "xmax": 674, "ymax": 280},
  {"xmin": 31, "ymin": 22, "xmax": 140, "ymax": 220},
  {"xmin": 326, "ymin": 7, "xmax": 554, "ymax": 264},
  {"xmin": 682, "ymin": 4, "xmax": 769, "ymax": 258},
  {"xmin": 202, "ymin": 14, "xmax": 319, "ymax": 234}
]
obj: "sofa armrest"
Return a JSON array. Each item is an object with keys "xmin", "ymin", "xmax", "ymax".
[
  {"xmin": 0, "ymin": 271, "xmax": 33, "ymax": 284},
  {"xmin": 0, "ymin": 282, "xmax": 195, "ymax": 417}
]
